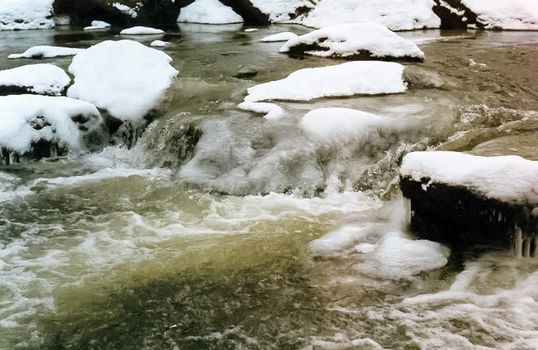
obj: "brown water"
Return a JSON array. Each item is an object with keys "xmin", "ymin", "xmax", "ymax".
[{"xmin": 0, "ymin": 25, "xmax": 537, "ymax": 349}]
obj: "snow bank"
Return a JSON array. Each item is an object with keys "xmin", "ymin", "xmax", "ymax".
[
  {"xmin": 0, "ymin": 0, "xmax": 54, "ymax": 31},
  {"xmin": 280, "ymin": 23, "xmax": 424, "ymax": 60},
  {"xmin": 357, "ymin": 231, "xmax": 450, "ymax": 279},
  {"xmin": 0, "ymin": 64, "xmax": 70, "ymax": 96},
  {"xmin": 299, "ymin": 108, "xmax": 391, "ymax": 144},
  {"xmin": 462, "ymin": 0, "xmax": 538, "ymax": 30},
  {"xmin": 260, "ymin": 32, "xmax": 298, "ymax": 42},
  {"xmin": 67, "ymin": 40, "xmax": 178, "ymax": 123},
  {"xmin": 83, "ymin": 20, "xmax": 111, "ymax": 31},
  {"xmin": 238, "ymin": 101, "xmax": 285, "ymax": 120},
  {"xmin": 401, "ymin": 151, "xmax": 538, "ymax": 204},
  {"xmin": 120, "ymin": 26, "xmax": 164, "ymax": 35},
  {"xmin": 8, "ymin": 46, "xmax": 84, "ymax": 59},
  {"xmin": 177, "ymin": 0, "xmax": 243, "ymax": 24},
  {"xmin": 0, "ymin": 95, "xmax": 103, "ymax": 155},
  {"xmin": 302, "ymin": 0, "xmax": 440, "ymax": 31},
  {"xmin": 245, "ymin": 61, "xmax": 406, "ymax": 102}
]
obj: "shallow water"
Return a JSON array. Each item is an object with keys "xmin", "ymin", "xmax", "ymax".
[{"xmin": 0, "ymin": 25, "xmax": 537, "ymax": 349}]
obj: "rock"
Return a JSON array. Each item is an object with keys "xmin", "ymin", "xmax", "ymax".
[
  {"xmin": 432, "ymin": 0, "xmax": 478, "ymax": 29},
  {"xmin": 233, "ymin": 67, "xmax": 258, "ymax": 79},
  {"xmin": 403, "ymin": 66, "xmax": 453, "ymax": 89},
  {"xmin": 217, "ymin": 0, "xmax": 269, "ymax": 25}
]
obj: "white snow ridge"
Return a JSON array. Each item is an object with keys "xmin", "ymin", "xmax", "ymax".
[
  {"xmin": 67, "ymin": 40, "xmax": 179, "ymax": 123},
  {"xmin": 177, "ymin": 0, "xmax": 244, "ymax": 24},
  {"xmin": 245, "ymin": 61, "xmax": 406, "ymax": 102},
  {"xmin": 0, "ymin": 64, "xmax": 70, "ymax": 96},
  {"xmin": 280, "ymin": 23, "xmax": 424, "ymax": 60}
]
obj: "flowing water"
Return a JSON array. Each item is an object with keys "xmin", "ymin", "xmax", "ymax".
[{"xmin": 0, "ymin": 24, "xmax": 538, "ymax": 349}]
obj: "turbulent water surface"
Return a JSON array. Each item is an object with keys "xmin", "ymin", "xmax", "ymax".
[{"xmin": 1, "ymin": 25, "xmax": 538, "ymax": 349}]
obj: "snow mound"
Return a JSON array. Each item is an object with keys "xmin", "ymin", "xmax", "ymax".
[
  {"xmin": 357, "ymin": 231, "xmax": 450, "ymax": 280},
  {"xmin": 401, "ymin": 151, "xmax": 538, "ymax": 204},
  {"xmin": 302, "ymin": 0, "xmax": 440, "ymax": 31},
  {"xmin": 245, "ymin": 61, "xmax": 406, "ymax": 102},
  {"xmin": 260, "ymin": 32, "xmax": 298, "ymax": 42},
  {"xmin": 0, "ymin": 95, "xmax": 103, "ymax": 156},
  {"xmin": 238, "ymin": 101, "xmax": 285, "ymax": 120},
  {"xmin": 280, "ymin": 23, "xmax": 424, "ymax": 60},
  {"xmin": 150, "ymin": 40, "xmax": 168, "ymax": 47},
  {"xmin": 8, "ymin": 46, "xmax": 84, "ymax": 59},
  {"xmin": 67, "ymin": 40, "xmax": 178, "ymax": 123},
  {"xmin": 0, "ymin": 64, "xmax": 70, "ymax": 96},
  {"xmin": 0, "ymin": 0, "xmax": 54, "ymax": 31},
  {"xmin": 299, "ymin": 108, "xmax": 391, "ymax": 144},
  {"xmin": 120, "ymin": 26, "xmax": 164, "ymax": 35},
  {"xmin": 178, "ymin": 0, "xmax": 244, "ymax": 24},
  {"xmin": 462, "ymin": 0, "xmax": 538, "ymax": 30},
  {"xmin": 83, "ymin": 20, "xmax": 111, "ymax": 31}
]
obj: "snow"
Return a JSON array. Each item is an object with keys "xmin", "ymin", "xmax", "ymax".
[
  {"xmin": 260, "ymin": 32, "xmax": 298, "ymax": 42},
  {"xmin": 462, "ymin": 0, "xmax": 538, "ymax": 30},
  {"xmin": 0, "ymin": 95, "xmax": 103, "ymax": 155},
  {"xmin": 238, "ymin": 101, "xmax": 285, "ymax": 120},
  {"xmin": 120, "ymin": 26, "xmax": 164, "ymax": 35},
  {"xmin": 280, "ymin": 23, "xmax": 424, "ymax": 60},
  {"xmin": 112, "ymin": 2, "xmax": 138, "ymax": 18},
  {"xmin": 0, "ymin": 0, "xmax": 54, "ymax": 31},
  {"xmin": 244, "ymin": 61, "xmax": 406, "ymax": 102},
  {"xmin": 83, "ymin": 20, "xmax": 111, "ymax": 31},
  {"xmin": 177, "ymin": 0, "xmax": 243, "ymax": 24},
  {"xmin": 67, "ymin": 40, "xmax": 178, "ymax": 123},
  {"xmin": 150, "ymin": 40, "xmax": 168, "ymax": 47},
  {"xmin": 302, "ymin": 0, "xmax": 440, "ymax": 31},
  {"xmin": 8, "ymin": 46, "xmax": 84, "ymax": 59},
  {"xmin": 299, "ymin": 108, "xmax": 390, "ymax": 143},
  {"xmin": 401, "ymin": 151, "xmax": 538, "ymax": 204},
  {"xmin": 356, "ymin": 231, "xmax": 450, "ymax": 279},
  {"xmin": 249, "ymin": 0, "xmax": 314, "ymax": 23},
  {"xmin": 0, "ymin": 64, "xmax": 70, "ymax": 96}
]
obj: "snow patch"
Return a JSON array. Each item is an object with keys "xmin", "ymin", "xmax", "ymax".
[
  {"xmin": 249, "ymin": 0, "xmax": 314, "ymax": 23},
  {"xmin": 0, "ymin": 64, "xmax": 70, "ymax": 96},
  {"xmin": 8, "ymin": 46, "xmax": 84, "ymax": 59},
  {"xmin": 120, "ymin": 26, "xmax": 164, "ymax": 35},
  {"xmin": 177, "ymin": 0, "xmax": 243, "ymax": 24},
  {"xmin": 67, "ymin": 40, "xmax": 178, "ymax": 123},
  {"xmin": 0, "ymin": 0, "xmax": 54, "ymax": 31},
  {"xmin": 280, "ymin": 23, "xmax": 424, "ymax": 60},
  {"xmin": 245, "ymin": 61, "xmax": 406, "ymax": 102},
  {"xmin": 112, "ymin": 2, "xmax": 138, "ymax": 18}
]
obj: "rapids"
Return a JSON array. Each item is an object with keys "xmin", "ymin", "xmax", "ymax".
[{"xmin": 0, "ymin": 24, "xmax": 537, "ymax": 349}]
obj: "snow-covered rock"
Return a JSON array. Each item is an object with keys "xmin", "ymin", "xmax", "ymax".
[
  {"xmin": 462, "ymin": 0, "xmax": 538, "ymax": 30},
  {"xmin": 249, "ymin": 0, "xmax": 314, "ymax": 23},
  {"xmin": 244, "ymin": 61, "xmax": 406, "ymax": 102},
  {"xmin": 67, "ymin": 40, "xmax": 178, "ymax": 123},
  {"xmin": 0, "ymin": 64, "xmax": 70, "ymax": 96},
  {"xmin": 112, "ymin": 2, "xmax": 139, "ymax": 18},
  {"xmin": 8, "ymin": 46, "xmax": 84, "ymax": 59},
  {"xmin": 178, "ymin": 0, "xmax": 244, "ymax": 24},
  {"xmin": 401, "ymin": 151, "xmax": 538, "ymax": 204},
  {"xmin": 0, "ymin": 0, "xmax": 54, "ymax": 31},
  {"xmin": 260, "ymin": 32, "xmax": 298, "ymax": 42},
  {"xmin": 150, "ymin": 40, "xmax": 168, "ymax": 47},
  {"xmin": 0, "ymin": 95, "xmax": 105, "ymax": 162},
  {"xmin": 120, "ymin": 26, "xmax": 164, "ymax": 35},
  {"xmin": 83, "ymin": 20, "xmax": 112, "ymax": 31},
  {"xmin": 238, "ymin": 101, "xmax": 285, "ymax": 120},
  {"xmin": 302, "ymin": 0, "xmax": 440, "ymax": 31},
  {"xmin": 280, "ymin": 22, "xmax": 424, "ymax": 60}
]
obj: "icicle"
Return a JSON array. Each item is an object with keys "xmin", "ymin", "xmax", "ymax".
[
  {"xmin": 523, "ymin": 237, "xmax": 531, "ymax": 258},
  {"xmin": 534, "ymin": 235, "xmax": 538, "ymax": 258},
  {"xmin": 514, "ymin": 226, "xmax": 523, "ymax": 258},
  {"xmin": 403, "ymin": 197, "xmax": 412, "ymax": 226}
]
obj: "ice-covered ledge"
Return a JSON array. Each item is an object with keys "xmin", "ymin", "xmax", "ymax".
[{"xmin": 400, "ymin": 151, "xmax": 538, "ymax": 257}]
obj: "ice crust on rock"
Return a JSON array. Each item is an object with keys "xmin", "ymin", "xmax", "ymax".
[
  {"xmin": 0, "ymin": 0, "xmax": 54, "ymax": 31},
  {"xmin": 462, "ymin": 0, "xmax": 538, "ymax": 30},
  {"xmin": 67, "ymin": 40, "xmax": 179, "ymax": 123},
  {"xmin": 245, "ymin": 61, "xmax": 406, "ymax": 102},
  {"xmin": 0, "ymin": 64, "xmax": 70, "ymax": 96},
  {"xmin": 280, "ymin": 23, "xmax": 424, "ymax": 60},
  {"xmin": 177, "ymin": 0, "xmax": 244, "ymax": 24},
  {"xmin": 401, "ymin": 151, "xmax": 538, "ymax": 204},
  {"xmin": 260, "ymin": 32, "xmax": 298, "ymax": 42},
  {"xmin": 0, "ymin": 95, "xmax": 103, "ymax": 155},
  {"xmin": 120, "ymin": 26, "xmax": 164, "ymax": 35},
  {"xmin": 302, "ymin": 0, "xmax": 440, "ymax": 30},
  {"xmin": 8, "ymin": 46, "xmax": 84, "ymax": 59}
]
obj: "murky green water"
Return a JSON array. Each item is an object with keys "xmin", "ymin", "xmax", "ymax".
[{"xmin": 1, "ymin": 25, "xmax": 537, "ymax": 349}]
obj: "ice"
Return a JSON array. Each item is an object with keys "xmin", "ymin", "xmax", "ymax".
[
  {"xmin": 177, "ymin": 0, "xmax": 244, "ymax": 24},
  {"xmin": 309, "ymin": 225, "xmax": 370, "ymax": 256},
  {"xmin": 280, "ymin": 23, "xmax": 424, "ymax": 60},
  {"xmin": 67, "ymin": 40, "xmax": 178, "ymax": 123},
  {"xmin": 0, "ymin": 64, "xmax": 70, "ymax": 96},
  {"xmin": 8, "ymin": 46, "xmax": 83, "ymax": 59},
  {"xmin": 245, "ymin": 61, "xmax": 406, "ymax": 102}
]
